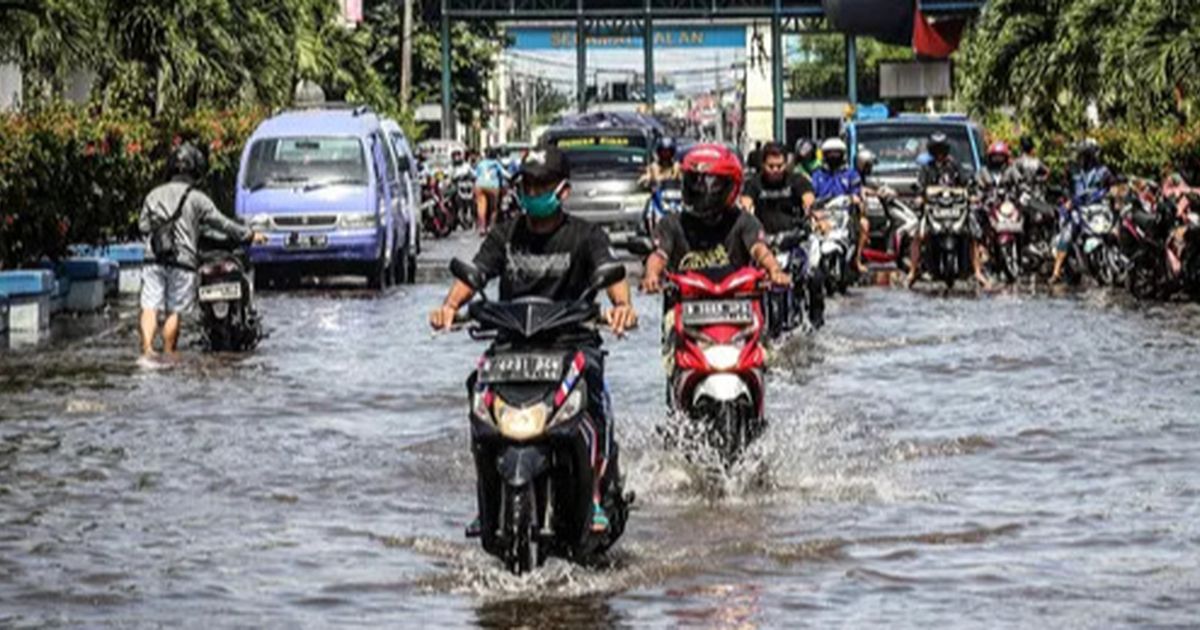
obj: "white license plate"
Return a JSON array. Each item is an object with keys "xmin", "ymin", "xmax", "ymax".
[
  {"xmin": 285, "ymin": 233, "xmax": 329, "ymax": 249},
  {"xmin": 681, "ymin": 300, "xmax": 755, "ymax": 326},
  {"xmin": 199, "ymin": 282, "xmax": 242, "ymax": 302},
  {"xmin": 994, "ymin": 220, "xmax": 1024, "ymax": 233},
  {"xmin": 481, "ymin": 353, "xmax": 564, "ymax": 383}
]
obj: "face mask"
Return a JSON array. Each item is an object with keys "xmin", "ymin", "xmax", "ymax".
[{"xmin": 520, "ymin": 182, "xmax": 565, "ymax": 218}]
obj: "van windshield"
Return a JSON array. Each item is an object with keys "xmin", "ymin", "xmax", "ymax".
[
  {"xmin": 856, "ymin": 124, "xmax": 976, "ymax": 176},
  {"xmin": 549, "ymin": 134, "xmax": 648, "ymax": 177},
  {"xmin": 244, "ymin": 136, "xmax": 368, "ymax": 190}
]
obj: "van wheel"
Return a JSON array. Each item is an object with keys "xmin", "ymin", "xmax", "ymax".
[{"xmin": 367, "ymin": 258, "xmax": 389, "ymax": 290}]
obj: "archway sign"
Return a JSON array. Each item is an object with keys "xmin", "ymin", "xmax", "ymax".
[{"xmin": 437, "ymin": 0, "xmax": 984, "ymax": 141}]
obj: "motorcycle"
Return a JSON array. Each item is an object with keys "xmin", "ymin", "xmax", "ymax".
[
  {"xmin": 665, "ymin": 266, "xmax": 767, "ymax": 467},
  {"xmin": 421, "ymin": 171, "xmax": 456, "ymax": 238},
  {"xmin": 1062, "ymin": 192, "xmax": 1125, "ymax": 286},
  {"xmin": 765, "ymin": 229, "xmax": 821, "ymax": 336},
  {"xmin": 812, "ymin": 195, "xmax": 857, "ymax": 295},
  {"xmin": 196, "ymin": 232, "xmax": 262, "ymax": 352},
  {"xmin": 985, "ymin": 187, "xmax": 1025, "ymax": 283},
  {"xmin": 642, "ymin": 179, "xmax": 683, "ymax": 237},
  {"xmin": 919, "ymin": 186, "xmax": 973, "ymax": 290},
  {"xmin": 452, "ymin": 171, "xmax": 476, "ymax": 230},
  {"xmin": 450, "ymin": 258, "xmax": 630, "ymax": 575},
  {"xmin": 1017, "ymin": 185, "xmax": 1058, "ymax": 278},
  {"xmin": 1121, "ymin": 191, "xmax": 1200, "ymax": 300},
  {"xmin": 861, "ymin": 185, "xmax": 919, "ymax": 273}
]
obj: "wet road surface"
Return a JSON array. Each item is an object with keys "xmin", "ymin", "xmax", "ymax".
[{"xmin": 2, "ymin": 277, "xmax": 1199, "ymax": 627}]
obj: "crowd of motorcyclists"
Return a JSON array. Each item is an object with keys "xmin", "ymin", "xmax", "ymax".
[{"xmin": 416, "ymin": 147, "xmax": 526, "ymax": 239}]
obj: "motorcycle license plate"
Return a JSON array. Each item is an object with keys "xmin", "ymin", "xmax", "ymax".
[
  {"xmin": 480, "ymin": 353, "xmax": 563, "ymax": 383},
  {"xmin": 198, "ymin": 282, "xmax": 242, "ymax": 302},
  {"xmin": 285, "ymin": 232, "xmax": 328, "ymax": 249},
  {"xmin": 995, "ymin": 220, "xmax": 1024, "ymax": 233},
  {"xmin": 681, "ymin": 300, "xmax": 754, "ymax": 326}
]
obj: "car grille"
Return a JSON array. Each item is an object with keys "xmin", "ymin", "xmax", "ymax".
[
  {"xmin": 568, "ymin": 201, "xmax": 622, "ymax": 213},
  {"xmin": 272, "ymin": 214, "xmax": 338, "ymax": 229}
]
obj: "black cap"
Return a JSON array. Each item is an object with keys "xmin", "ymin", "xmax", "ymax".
[{"xmin": 521, "ymin": 147, "xmax": 570, "ymax": 185}]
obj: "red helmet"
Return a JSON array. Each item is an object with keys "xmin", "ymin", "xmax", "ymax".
[
  {"xmin": 987, "ymin": 141, "xmax": 1011, "ymax": 160},
  {"xmin": 681, "ymin": 143, "xmax": 743, "ymax": 221}
]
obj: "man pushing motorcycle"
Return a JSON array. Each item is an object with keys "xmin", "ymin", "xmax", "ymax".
[{"xmin": 429, "ymin": 146, "xmax": 637, "ymax": 535}]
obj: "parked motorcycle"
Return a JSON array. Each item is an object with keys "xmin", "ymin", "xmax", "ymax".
[
  {"xmin": 450, "ymin": 258, "xmax": 630, "ymax": 575},
  {"xmin": 1121, "ymin": 191, "xmax": 1200, "ymax": 300},
  {"xmin": 919, "ymin": 186, "xmax": 973, "ymax": 290},
  {"xmin": 812, "ymin": 195, "xmax": 857, "ymax": 295},
  {"xmin": 421, "ymin": 172, "xmax": 456, "ymax": 238},
  {"xmin": 665, "ymin": 266, "xmax": 767, "ymax": 467},
  {"xmin": 1017, "ymin": 185, "xmax": 1058, "ymax": 278},
  {"xmin": 861, "ymin": 185, "xmax": 919, "ymax": 273},
  {"xmin": 196, "ymin": 233, "xmax": 261, "ymax": 352},
  {"xmin": 452, "ymin": 171, "xmax": 476, "ymax": 230}
]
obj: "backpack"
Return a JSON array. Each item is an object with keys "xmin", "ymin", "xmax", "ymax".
[{"xmin": 150, "ymin": 187, "xmax": 193, "ymax": 265}]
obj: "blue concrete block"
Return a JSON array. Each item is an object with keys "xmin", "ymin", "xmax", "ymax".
[
  {"xmin": 0, "ymin": 269, "xmax": 55, "ymax": 297},
  {"xmin": 63, "ymin": 257, "xmax": 119, "ymax": 281},
  {"xmin": 71, "ymin": 243, "xmax": 146, "ymax": 265}
]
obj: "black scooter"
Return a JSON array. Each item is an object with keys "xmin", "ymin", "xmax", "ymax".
[
  {"xmin": 450, "ymin": 258, "xmax": 630, "ymax": 575},
  {"xmin": 197, "ymin": 233, "xmax": 262, "ymax": 352}
]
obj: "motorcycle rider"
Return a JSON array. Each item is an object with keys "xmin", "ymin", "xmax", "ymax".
[
  {"xmin": 906, "ymin": 132, "xmax": 991, "ymax": 288},
  {"xmin": 1014, "ymin": 135, "xmax": 1051, "ymax": 188},
  {"xmin": 641, "ymin": 143, "xmax": 791, "ymax": 291},
  {"xmin": 739, "ymin": 142, "xmax": 823, "ymax": 327},
  {"xmin": 1050, "ymin": 138, "xmax": 1118, "ymax": 283},
  {"xmin": 810, "ymin": 138, "xmax": 869, "ymax": 274},
  {"xmin": 137, "ymin": 143, "xmax": 267, "ymax": 357},
  {"xmin": 429, "ymin": 146, "xmax": 637, "ymax": 535},
  {"xmin": 640, "ymin": 136, "xmax": 682, "ymax": 188},
  {"xmin": 793, "ymin": 138, "xmax": 821, "ymax": 184},
  {"xmin": 474, "ymin": 147, "xmax": 505, "ymax": 235}
]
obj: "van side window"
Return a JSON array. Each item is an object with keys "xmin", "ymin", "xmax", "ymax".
[{"xmin": 376, "ymin": 132, "xmax": 400, "ymax": 185}]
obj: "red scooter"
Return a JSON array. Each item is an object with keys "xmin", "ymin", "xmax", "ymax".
[{"xmin": 665, "ymin": 266, "xmax": 767, "ymax": 465}]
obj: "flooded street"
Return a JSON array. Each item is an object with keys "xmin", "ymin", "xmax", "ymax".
[{"xmin": 2, "ymin": 280, "xmax": 1199, "ymax": 628}]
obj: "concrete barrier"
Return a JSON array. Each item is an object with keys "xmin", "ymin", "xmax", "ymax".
[
  {"xmin": 0, "ymin": 269, "xmax": 54, "ymax": 332},
  {"xmin": 72, "ymin": 243, "xmax": 147, "ymax": 294},
  {"xmin": 62, "ymin": 257, "xmax": 118, "ymax": 312}
]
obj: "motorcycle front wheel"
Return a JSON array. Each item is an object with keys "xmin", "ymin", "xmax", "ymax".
[{"xmin": 503, "ymin": 484, "xmax": 537, "ymax": 576}]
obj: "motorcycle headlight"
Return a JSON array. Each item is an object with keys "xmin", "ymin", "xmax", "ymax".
[
  {"xmin": 339, "ymin": 212, "xmax": 377, "ymax": 229},
  {"xmin": 702, "ymin": 344, "xmax": 741, "ymax": 371},
  {"xmin": 550, "ymin": 387, "xmax": 585, "ymax": 427},
  {"xmin": 494, "ymin": 398, "xmax": 549, "ymax": 442},
  {"xmin": 248, "ymin": 213, "xmax": 271, "ymax": 230}
]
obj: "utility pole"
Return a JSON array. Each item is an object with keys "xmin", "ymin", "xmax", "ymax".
[{"xmin": 400, "ymin": 0, "xmax": 413, "ymax": 110}]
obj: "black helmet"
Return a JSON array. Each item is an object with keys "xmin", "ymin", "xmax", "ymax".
[
  {"xmin": 1076, "ymin": 138, "xmax": 1100, "ymax": 159},
  {"xmin": 656, "ymin": 136, "xmax": 678, "ymax": 162},
  {"xmin": 1019, "ymin": 135, "xmax": 1035, "ymax": 155},
  {"xmin": 927, "ymin": 132, "xmax": 951, "ymax": 158},
  {"xmin": 168, "ymin": 142, "xmax": 207, "ymax": 181}
]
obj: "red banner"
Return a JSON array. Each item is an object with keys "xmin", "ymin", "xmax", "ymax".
[{"xmin": 912, "ymin": 7, "xmax": 965, "ymax": 58}]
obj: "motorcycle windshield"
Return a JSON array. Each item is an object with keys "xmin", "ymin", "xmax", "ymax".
[{"xmin": 469, "ymin": 299, "xmax": 598, "ymax": 342}]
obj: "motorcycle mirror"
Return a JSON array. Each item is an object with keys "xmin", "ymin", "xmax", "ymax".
[
  {"xmin": 585, "ymin": 262, "xmax": 627, "ymax": 300},
  {"xmin": 909, "ymin": 183, "xmax": 922, "ymax": 194},
  {"xmin": 626, "ymin": 237, "xmax": 654, "ymax": 258},
  {"xmin": 449, "ymin": 258, "xmax": 487, "ymax": 293}
]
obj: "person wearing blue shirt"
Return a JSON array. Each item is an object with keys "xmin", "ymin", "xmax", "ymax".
[
  {"xmin": 1051, "ymin": 138, "xmax": 1117, "ymax": 283},
  {"xmin": 474, "ymin": 147, "xmax": 506, "ymax": 235},
  {"xmin": 810, "ymin": 138, "xmax": 869, "ymax": 273}
]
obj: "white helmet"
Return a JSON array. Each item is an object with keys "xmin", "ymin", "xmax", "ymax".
[{"xmin": 821, "ymin": 138, "xmax": 847, "ymax": 155}]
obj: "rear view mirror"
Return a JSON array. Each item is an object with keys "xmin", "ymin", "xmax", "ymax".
[
  {"xmin": 586, "ymin": 262, "xmax": 627, "ymax": 299},
  {"xmin": 626, "ymin": 236, "xmax": 654, "ymax": 257},
  {"xmin": 450, "ymin": 258, "xmax": 487, "ymax": 292},
  {"xmin": 396, "ymin": 156, "xmax": 411, "ymax": 172},
  {"xmin": 909, "ymin": 183, "xmax": 922, "ymax": 195}
]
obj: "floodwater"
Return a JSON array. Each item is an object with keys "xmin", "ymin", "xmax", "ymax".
[{"xmin": 2, "ymin": 280, "xmax": 1199, "ymax": 628}]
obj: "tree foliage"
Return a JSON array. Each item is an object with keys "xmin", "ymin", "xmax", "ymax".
[{"xmin": 961, "ymin": 0, "xmax": 1200, "ymax": 132}]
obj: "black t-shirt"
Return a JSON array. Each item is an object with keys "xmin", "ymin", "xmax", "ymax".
[
  {"xmin": 653, "ymin": 211, "xmax": 766, "ymax": 272},
  {"xmin": 473, "ymin": 215, "xmax": 616, "ymax": 301},
  {"xmin": 742, "ymin": 172, "xmax": 813, "ymax": 234}
]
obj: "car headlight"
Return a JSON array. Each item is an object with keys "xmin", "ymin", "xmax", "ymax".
[
  {"xmin": 623, "ymin": 193, "xmax": 650, "ymax": 212},
  {"xmin": 248, "ymin": 214, "xmax": 271, "ymax": 230},
  {"xmin": 550, "ymin": 387, "xmax": 585, "ymax": 427},
  {"xmin": 702, "ymin": 344, "xmax": 741, "ymax": 371},
  {"xmin": 494, "ymin": 398, "xmax": 549, "ymax": 442},
  {"xmin": 339, "ymin": 212, "xmax": 377, "ymax": 229}
]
